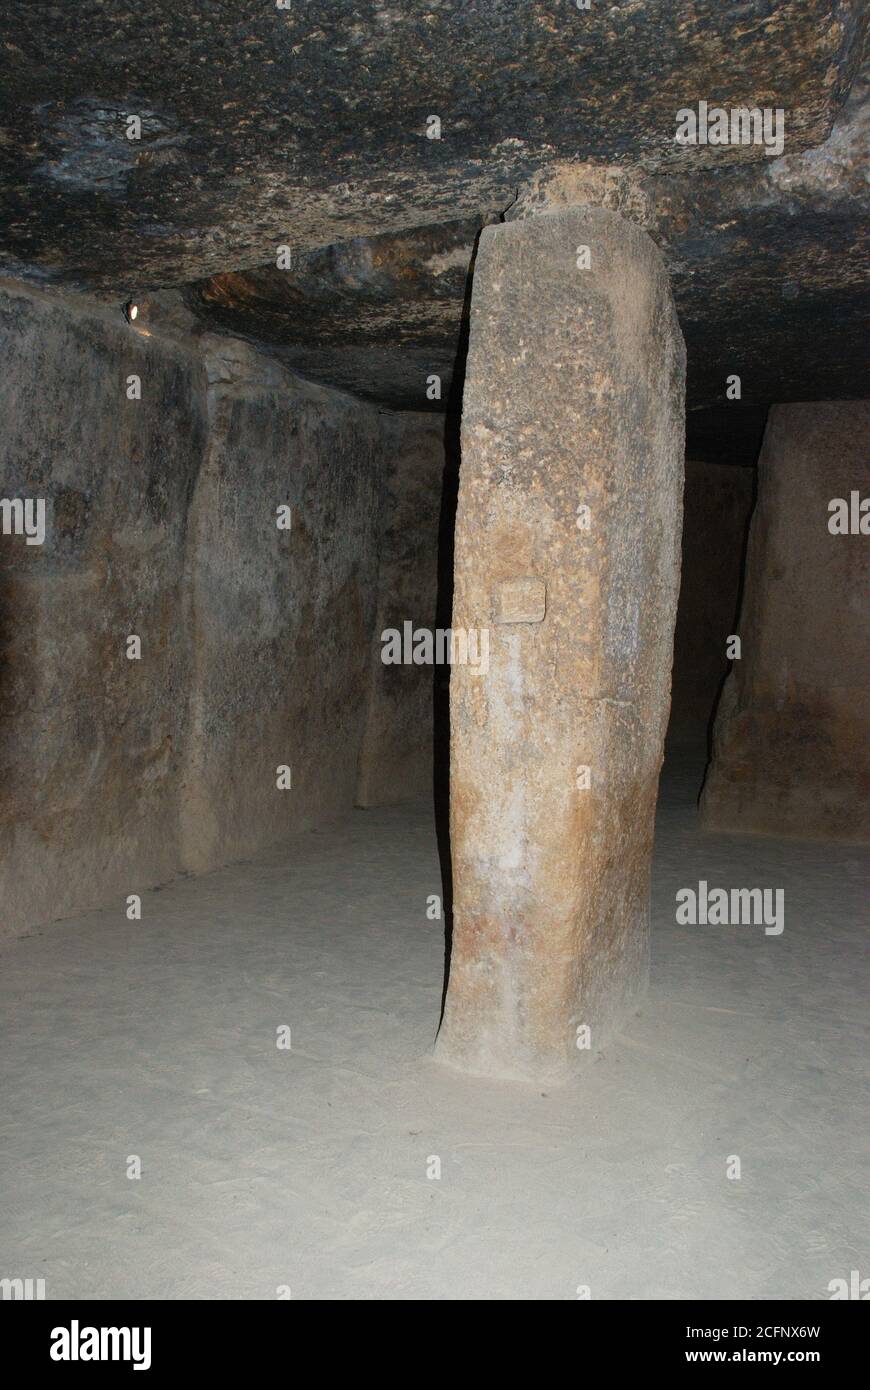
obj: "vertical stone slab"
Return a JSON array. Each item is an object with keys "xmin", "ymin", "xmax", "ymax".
[
  {"xmin": 435, "ymin": 208, "xmax": 685, "ymax": 1084},
  {"xmin": 0, "ymin": 282, "xmax": 206, "ymax": 941},
  {"xmin": 180, "ymin": 342, "xmax": 383, "ymax": 875},
  {"xmin": 355, "ymin": 413, "xmax": 446, "ymax": 808},
  {"xmin": 701, "ymin": 402, "xmax": 870, "ymax": 842}
]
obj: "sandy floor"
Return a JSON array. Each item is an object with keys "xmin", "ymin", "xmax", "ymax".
[{"xmin": 1, "ymin": 749, "xmax": 867, "ymax": 1300}]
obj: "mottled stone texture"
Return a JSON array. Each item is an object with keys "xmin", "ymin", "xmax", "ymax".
[
  {"xmin": 356, "ymin": 414, "xmax": 445, "ymax": 808},
  {"xmin": 3, "ymin": 1, "xmax": 862, "ymax": 293},
  {"xmin": 177, "ymin": 57, "xmax": 870, "ymax": 425},
  {"xmin": 667, "ymin": 460, "xmax": 755, "ymax": 744},
  {"xmin": 436, "ymin": 208, "xmax": 685, "ymax": 1084},
  {"xmin": 0, "ymin": 281, "xmax": 205, "ymax": 940},
  {"xmin": 701, "ymin": 402, "xmax": 870, "ymax": 843},
  {"xmin": 181, "ymin": 342, "xmax": 382, "ymax": 872},
  {"xmin": 0, "ymin": 282, "xmax": 429, "ymax": 939}
]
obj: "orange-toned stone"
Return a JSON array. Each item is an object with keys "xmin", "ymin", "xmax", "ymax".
[{"xmin": 436, "ymin": 208, "xmax": 685, "ymax": 1084}]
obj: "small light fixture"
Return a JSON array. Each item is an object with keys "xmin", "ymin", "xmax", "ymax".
[{"xmin": 123, "ymin": 300, "xmax": 139, "ymax": 323}]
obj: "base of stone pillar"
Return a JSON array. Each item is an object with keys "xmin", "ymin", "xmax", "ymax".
[{"xmin": 435, "ymin": 927, "xmax": 649, "ymax": 1087}]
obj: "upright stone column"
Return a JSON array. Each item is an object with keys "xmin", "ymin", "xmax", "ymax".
[
  {"xmin": 436, "ymin": 208, "xmax": 685, "ymax": 1084},
  {"xmin": 701, "ymin": 402, "xmax": 870, "ymax": 842}
]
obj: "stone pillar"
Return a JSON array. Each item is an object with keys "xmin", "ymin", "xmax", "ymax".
[
  {"xmin": 701, "ymin": 402, "xmax": 870, "ymax": 843},
  {"xmin": 435, "ymin": 208, "xmax": 685, "ymax": 1084}
]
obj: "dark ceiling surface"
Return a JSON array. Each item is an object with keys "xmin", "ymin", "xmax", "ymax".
[{"xmin": 1, "ymin": 1, "xmax": 868, "ymax": 463}]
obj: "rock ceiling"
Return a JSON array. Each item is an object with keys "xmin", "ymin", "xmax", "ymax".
[{"xmin": 1, "ymin": 1, "xmax": 867, "ymax": 461}]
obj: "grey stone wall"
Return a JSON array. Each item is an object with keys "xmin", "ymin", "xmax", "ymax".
[
  {"xmin": 0, "ymin": 284, "xmax": 206, "ymax": 938},
  {"xmin": 701, "ymin": 402, "xmax": 870, "ymax": 842},
  {"xmin": 0, "ymin": 282, "xmax": 436, "ymax": 938}
]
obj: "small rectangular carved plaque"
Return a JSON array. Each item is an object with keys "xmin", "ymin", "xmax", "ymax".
[{"xmin": 492, "ymin": 576, "xmax": 547, "ymax": 624}]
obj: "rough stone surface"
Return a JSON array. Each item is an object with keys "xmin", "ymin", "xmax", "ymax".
[
  {"xmin": 138, "ymin": 59, "xmax": 870, "ymax": 436},
  {"xmin": 0, "ymin": 280, "xmax": 206, "ymax": 940},
  {"xmin": 2, "ymin": 1, "xmax": 862, "ymax": 291},
  {"xmin": 701, "ymin": 401, "xmax": 870, "ymax": 842},
  {"xmin": 436, "ymin": 207, "xmax": 685, "ymax": 1084},
  {"xmin": 517, "ymin": 65, "xmax": 870, "ymax": 419},
  {"xmin": 492, "ymin": 576, "xmax": 548, "ymax": 625},
  {"xmin": 0, "ymin": 282, "xmax": 436, "ymax": 939},
  {"xmin": 356, "ymin": 414, "xmax": 446, "ymax": 808},
  {"xmin": 180, "ymin": 340, "xmax": 384, "ymax": 874},
  {"xmin": 1, "ymin": 5, "xmax": 867, "ymax": 450},
  {"xmin": 182, "ymin": 218, "xmax": 490, "ymax": 416},
  {"xmin": 667, "ymin": 460, "xmax": 756, "ymax": 744}
]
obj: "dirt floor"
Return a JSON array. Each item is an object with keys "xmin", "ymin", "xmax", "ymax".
[{"xmin": 2, "ymin": 748, "xmax": 867, "ymax": 1300}]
